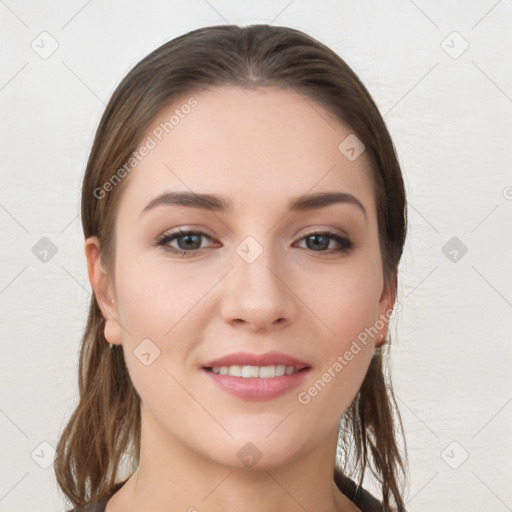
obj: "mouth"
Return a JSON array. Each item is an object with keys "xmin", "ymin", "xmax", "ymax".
[
  {"xmin": 201, "ymin": 351, "xmax": 312, "ymax": 400},
  {"xmin": 203, "ymin": 364, "xmax": 310, "ymax": 378}
]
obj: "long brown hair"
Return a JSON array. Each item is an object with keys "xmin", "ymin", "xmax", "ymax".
[{"xmin": 54, "ymin": 24, "xmax": 408, "ymax": 511}]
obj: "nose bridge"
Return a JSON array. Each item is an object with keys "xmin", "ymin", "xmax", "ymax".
[
  {"xmin": 235, "ymin": 234, "xmax": 285, "ymax": 303},
  {"xmin": 220, "ymin": 232, "xmax": 296, "ymax": 330}
]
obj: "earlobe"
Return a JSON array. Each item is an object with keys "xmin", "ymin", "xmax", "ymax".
[
  {"xmin": 375, "ymin": 332, "xmax": 387, "ymax": 348},
  {"xmin": 84, "ymin": 236, "xmax": 123, "ymax": 345}
]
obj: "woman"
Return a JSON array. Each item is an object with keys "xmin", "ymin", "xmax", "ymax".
[{"xmin": 55, "ymin": 24, "xmax": 408, "ymax": 512}]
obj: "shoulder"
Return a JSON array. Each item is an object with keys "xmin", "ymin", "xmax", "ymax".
[
  {"xmin": 334, "ymin": 472, "xmax": 383, "ymax": 512},
  {"xmin": 70, "ymin": 475, "xmax": 392, "ymax": 512},
  {"xmin": 68, "ymin": 503, "xmax": 105, "ymax": 512},
  {"xmin": 66, "ymin": 481, "xmax": 126, "ymax": 512}
]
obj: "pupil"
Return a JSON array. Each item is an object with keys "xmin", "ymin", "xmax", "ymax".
[
  {"xmin": 308, "ymin": 234, "xmax": 328, "ymax": 251},
  {"xmin": 180, "ymin": 234, "xmax": 200, "ymax": 250}
]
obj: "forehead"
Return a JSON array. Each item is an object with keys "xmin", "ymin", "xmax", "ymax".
[{"xmin": 118, "ymin": 85, "xmax": 376, "ymax": 219}]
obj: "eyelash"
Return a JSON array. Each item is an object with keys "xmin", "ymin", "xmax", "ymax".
[{"xmin": 153, "ymin": 228, "xmax": 356, "ymax": 257}]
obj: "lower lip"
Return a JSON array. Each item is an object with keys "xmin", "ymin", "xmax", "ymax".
[{"xmin": 202, "ymin": 368, "xmax": 311, "ymax": 400}]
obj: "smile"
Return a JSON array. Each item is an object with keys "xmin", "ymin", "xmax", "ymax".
[{"xmin": 207, "ymin": 364, "xmax": 303, "ymax": 378}]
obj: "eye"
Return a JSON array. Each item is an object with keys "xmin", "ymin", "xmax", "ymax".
[
  {"xmin": 154, "ymin": 229, "xmax": 217, "ymax": 256},
  {"xmin": 153, "ymin": 229, "xmax": 355, "ymax": 257},
  {"xmin": 295, "ymin": 231, "xmax": 355, "ymax": 255}
]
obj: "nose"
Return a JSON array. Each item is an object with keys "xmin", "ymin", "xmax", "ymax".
[{"xmin": 220, "ymin": 245, "xmax": 299, "ymax": 333}]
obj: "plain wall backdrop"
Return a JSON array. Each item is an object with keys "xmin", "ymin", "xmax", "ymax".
[{"xmin": 1, "ymin": 1, "xmax": 511, "ymax": 510}]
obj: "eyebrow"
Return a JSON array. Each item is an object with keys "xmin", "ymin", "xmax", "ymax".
[{"xmin": 141, "ymin": 190, "xmax": 367, "ymax": 220}]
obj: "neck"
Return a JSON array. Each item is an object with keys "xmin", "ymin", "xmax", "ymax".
[{"xmin": 106, "ymin": 409, "xmax": 357, "ymax": 512}]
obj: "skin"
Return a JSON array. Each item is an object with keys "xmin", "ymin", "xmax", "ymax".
[{"xmin": 85, "ymin": 85, "xmax": 396, "ymax": 512}]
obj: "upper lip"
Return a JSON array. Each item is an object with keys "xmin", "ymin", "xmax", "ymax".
[{"xmin": 203, "ymin": 351, "xmax": 311, "ymax": 370}]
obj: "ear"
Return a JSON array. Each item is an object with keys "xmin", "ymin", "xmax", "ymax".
[
  {"xmin": 375, "ymin": 267, "xmax": 398, "ymax": 347},
  {"xmin": 84, "ymin": 236, "xmax": 123, "ymax": 346}
]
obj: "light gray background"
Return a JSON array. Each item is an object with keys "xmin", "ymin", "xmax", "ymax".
[{"xmin": 1, "ymin": 1, "xmax": 511, "ymax": 511}]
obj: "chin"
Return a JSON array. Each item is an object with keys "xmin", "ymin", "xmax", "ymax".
[{"xmin": 202, "ymin": 432, "xmax": 311, "ymax": 472}]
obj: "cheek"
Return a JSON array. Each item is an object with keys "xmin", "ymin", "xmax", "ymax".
[
  {"xmin": 113, "ymin": 249, "xmax": 218, "ymax": 401},
  {"xmin": 297, "ymin": 272, "xmax": 378, "ymax": 422},
  {"xmin": 115, "ymin": 244, "xmax": 210, "ymax": 340},
  {"xmin": 115, "ymin": 270, "xmax": 193, "ymax": 419},
  {"xmin": 296, "ymin": 348, "xmax": 373, "ymax": 434},
  {"xmin": 306, "ymin": 257, "xmax": 383, "ymax": 343},
  {"xmin": 295, "ymin": 259, "xmax": 381, "ymax": 417}
]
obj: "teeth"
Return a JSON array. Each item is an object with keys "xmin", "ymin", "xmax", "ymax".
[
  {"xmin": 210, "ymin": 365, "xmax": 300, "ymax": 378},
  {"xmin": 242, "ymin": 365, "xmax": 259, "ymax": 378}
]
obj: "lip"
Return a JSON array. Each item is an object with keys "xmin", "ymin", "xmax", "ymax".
[
  {"xmin": 201, "ymin": 351, "xmax": 312, "ymax": 401},
  {"xmin": 202, "ymin": 351, "xmax": 311, "ymax": 370},
  {"xmin": 202, "ymin": 367, "xmax": 311, "ymax": 400}
]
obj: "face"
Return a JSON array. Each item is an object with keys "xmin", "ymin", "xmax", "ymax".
[{"xmin": 87, "ymin": 85, "xmax": 395, "ymax": 470}]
